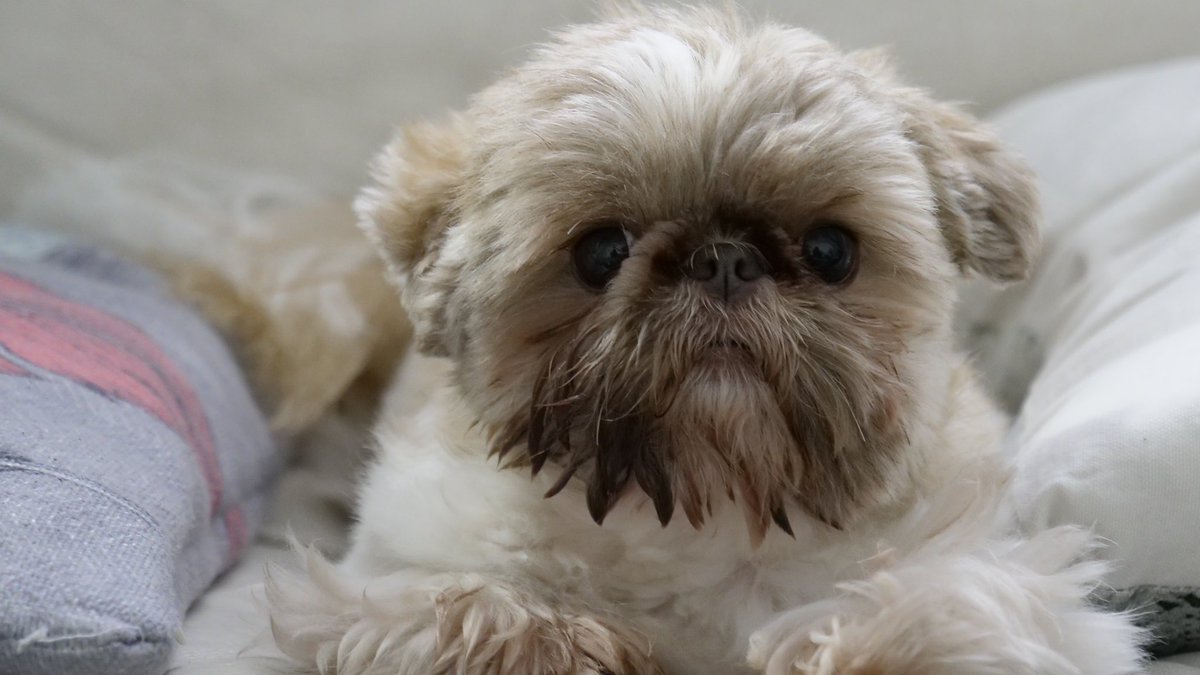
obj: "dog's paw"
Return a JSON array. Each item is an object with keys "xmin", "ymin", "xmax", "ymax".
[
  {"xmin": 430, "ymin": 580, "xmax": 663, "ymax": 675},
  {"xmin": 267, "ymin": 551, "xmax": 661, "ymax": 675},
  {"xmin": 746, "ymin": 537, "xmax": 1147, "ymax": 675},
  {"xmin": 747, "ymin": 610, "xmax": 892, "ymax": 675}
]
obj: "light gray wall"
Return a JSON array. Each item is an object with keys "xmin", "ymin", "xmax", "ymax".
[{"xmin": 1, "ymin": 0, "xmax": 1198, "ymax": 209}]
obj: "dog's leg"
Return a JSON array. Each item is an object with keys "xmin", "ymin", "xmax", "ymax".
[
  {"xmin": 746, "ymin": 527, "xmax": 1144, "ymax": 675},
  {"xmin": 265, "ymin": 550, "xmax": 662, "ymax": 675}
]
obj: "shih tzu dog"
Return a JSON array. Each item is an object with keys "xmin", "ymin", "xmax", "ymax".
[{"xmin": 266, "ymin": 5, "xmax": 1144, "ymax": 674}]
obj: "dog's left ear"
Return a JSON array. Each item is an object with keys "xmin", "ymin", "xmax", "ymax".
[{"xmin": 855, "ymin": 50, "xmax": 1041, "ymax": 282}]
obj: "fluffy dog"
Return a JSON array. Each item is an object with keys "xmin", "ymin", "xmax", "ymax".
[{"xmin": 266, "ymin": 5, "xmax": 1144, "ymax": 673}]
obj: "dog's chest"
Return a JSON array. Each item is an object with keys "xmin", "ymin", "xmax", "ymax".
[
  {"xmin": 513, "ymin": 494, "xmax": 852, "ymax": 671},
  {"xmin": 366, "ymin": 390, "xmax": 863, "ymax": 671}
]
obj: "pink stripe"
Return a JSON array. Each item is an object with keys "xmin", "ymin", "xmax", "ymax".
[
  {"xmin": 224, "ymin": 506, "xmax": 247, "ymax": 564},
  {"xmin": 0, "ymin": 271, "xmax": 225, "ymax": 516}
]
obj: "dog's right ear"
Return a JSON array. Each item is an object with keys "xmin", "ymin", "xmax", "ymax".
[{"xmin": 355, "ymin": 114, "xmax": 470, "ymax": 356}]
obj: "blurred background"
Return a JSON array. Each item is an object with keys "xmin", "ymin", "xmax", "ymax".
[{"xmin": 2, "ymin": 0, "xmax": 1199, "ymax": 213}]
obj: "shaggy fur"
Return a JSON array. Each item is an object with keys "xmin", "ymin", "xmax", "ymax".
[{"xmin": 267, "ymin": 5, "xmax": 1144, "ymax": 674}]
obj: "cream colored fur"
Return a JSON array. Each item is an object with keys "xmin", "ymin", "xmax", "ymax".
[
  {"xmin": 265, "ymin": 5, "xmax": 1143, "ymax": 674},
  {"xmin": 17, "ymin": 158, "xmax": 408, "ymax": 435}
]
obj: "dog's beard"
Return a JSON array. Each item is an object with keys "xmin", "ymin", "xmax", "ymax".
[{"xmin": 489, "ymin": 289, "xmax": 911, "ymax": 543}]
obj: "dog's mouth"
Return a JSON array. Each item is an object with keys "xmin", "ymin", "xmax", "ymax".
[
  {"xmin": 706, "ymin": 338, "xmax": 752, "ymax": 354},
  {"xmin": 697, "ymin": 338, "xmax": 755, "ymax": 369}
]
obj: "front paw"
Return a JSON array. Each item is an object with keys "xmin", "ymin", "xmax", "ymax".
[
  {"xmin": 429, "ymin": 578, "xmax": 663, "ymax": 675},
  {"xmin": 746, "ymin": 540, "xmax": 1146, "ymax": 675},
  {"xmin": 268, "ymin": 552, "xmax": 663, "ymax": 675},
  {"xmin": 747, "ymin": 610, "xmax": 889, "ymax": 675}
]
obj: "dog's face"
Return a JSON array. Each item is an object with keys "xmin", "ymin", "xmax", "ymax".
[{"xmin": 358, "ymin": 7, "xmax": 1038, "ymax": 541}]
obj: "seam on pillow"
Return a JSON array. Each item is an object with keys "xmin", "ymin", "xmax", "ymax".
[
  {"xmin": 0, "ymin": 628, "xmax": 167, "ymax": 651},
  {"xmin": 0, "ymin": 454, "xmax": 162, "ymax": 534},
  {"xmin": 0, "ymin": 632, "xmax": 172, "ymax": 675}
]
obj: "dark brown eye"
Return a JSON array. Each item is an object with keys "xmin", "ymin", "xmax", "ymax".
[
  {"xmin": 573, "ymin": 226, "xmax": 631, "ymax": 289},
  {"xmin": 801, "ymin": 224, "xmax": 857, "ymax": 284}
]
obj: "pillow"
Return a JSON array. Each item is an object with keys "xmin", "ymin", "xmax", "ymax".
[
  {"xmin": 958, "ymin": 57, "xmax": 1200, "ymax": 656},
  {"xmin": 0, "ymin": 227, "xmax": 279, "ymax": 675}
]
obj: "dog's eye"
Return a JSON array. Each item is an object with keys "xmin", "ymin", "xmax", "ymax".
[
  {"xmin": 801, "ymin": 224, "xmax": 857, "ymax": 284},
  {"xmin": 573, "ymin": 226, "xmax": 631, "ymax": 289}
]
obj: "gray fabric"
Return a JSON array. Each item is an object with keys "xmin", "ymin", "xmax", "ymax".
[
  {"xmin": 1099, "ymin": 587, "xmax": 1200, "ymax": 658},
  {"xmin": 0, "ymin": 227, "xmax": 278, "ymax": 675}
]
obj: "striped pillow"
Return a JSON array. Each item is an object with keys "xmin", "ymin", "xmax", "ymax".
[{"xmin": 0, "ymin": 227, "xmax": 278, "ymax": 675}]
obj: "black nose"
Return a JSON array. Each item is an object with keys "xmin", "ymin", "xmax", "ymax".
[{"xmin": 684, "ymin": 242, "xmax": 766, "ymax": 302}]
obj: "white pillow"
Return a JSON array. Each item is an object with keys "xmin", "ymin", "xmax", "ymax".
[{"xmin": 960, "ymin": 57, "xmax": 1200, "ymax": 656}]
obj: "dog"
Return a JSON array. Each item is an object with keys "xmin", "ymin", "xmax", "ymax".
[{"xmin": 265, "ymin": 5, "xmax": 1144, "ymax": 673}]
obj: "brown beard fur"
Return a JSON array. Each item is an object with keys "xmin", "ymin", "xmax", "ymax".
[{"xmin": 488, "ymin": 246, "xmax": 915, "ymax": 545}]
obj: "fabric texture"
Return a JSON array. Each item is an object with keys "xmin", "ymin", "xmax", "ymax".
[
  {"xmin": 0, "ymin": 227, "xmax": 278, "ymax": 675},
  {"xmin": 959, "ymin": 57, "xmax": 1200, "ymax": 657}
]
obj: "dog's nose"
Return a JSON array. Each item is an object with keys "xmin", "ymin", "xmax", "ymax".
[{"xmin": 684, "ymin": 242, "xmax": 766, "ymax": 302}]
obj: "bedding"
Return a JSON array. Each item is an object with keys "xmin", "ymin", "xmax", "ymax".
[
  {"xmin": 0, "ymin": 228, "xmax": 278, "ymax": 675},
  {"xmin": 961, "ymin": 56, "xmax": 1200, "ymax": 657}
]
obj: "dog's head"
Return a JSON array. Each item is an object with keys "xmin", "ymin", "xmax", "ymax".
[{"xmin": 357, "ymin": 6, "xmax": 1038, "ymax": 540}]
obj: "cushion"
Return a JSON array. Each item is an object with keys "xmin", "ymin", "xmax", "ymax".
[
  {"xmin": 958, "ymin": 57, "xmax": 1200, "ymax": 656},
  {"xmin": 0, "ymin": 227, "xmax": 278, "ymax": 675}
]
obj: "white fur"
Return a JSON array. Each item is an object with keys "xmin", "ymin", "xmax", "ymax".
[
  {"xmin": 266, "ymin": 6, "xmax": 1144, "ymax": 674},
  {"xmin": 266, "ymin": 352, "xmax": 1144, "ymax": 674}
]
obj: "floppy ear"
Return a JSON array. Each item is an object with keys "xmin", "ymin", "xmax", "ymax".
[
  {"xmin": 354, "ymin": 114, "xmax": 470, "ymax": 355},
  {"xmin": 907, "ymin": 94, "xmax": 1041, "ymax": 282},
  {"xmin": 854, "ymin": 50, "xmax": 1040, "ymax": 282}
]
